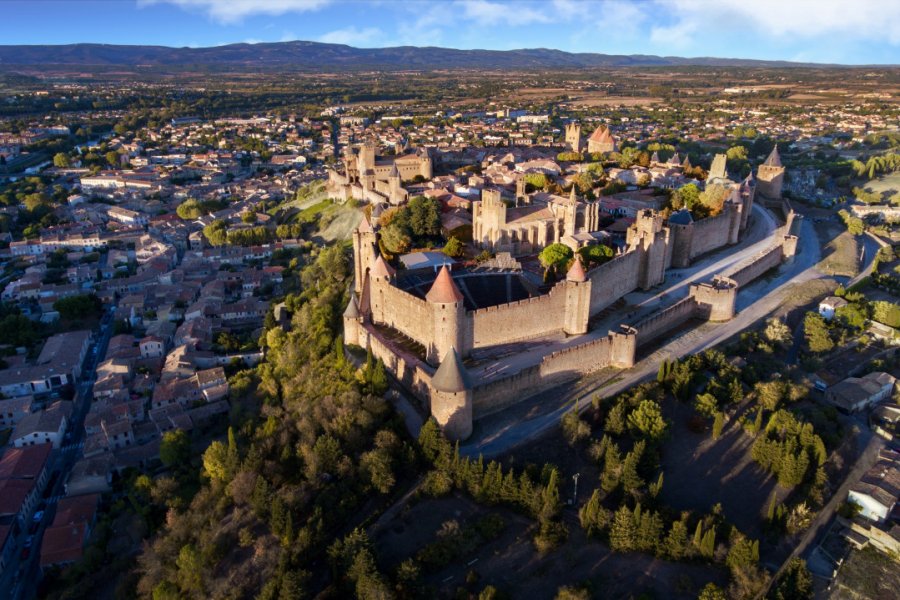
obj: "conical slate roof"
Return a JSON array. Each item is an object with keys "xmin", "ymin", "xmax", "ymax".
[
  {"xmin": 668, "ymin": 209, "xmax": 693, "ymax": 226},
  {"xmin": 426, "ymin": 265, "xmax": 464, "ymax": 304},
  {"xmin": 566, "ymin": 255, "xmax": 587, "ymax": 282},
  {"xmin": 668, "ymin": 152, "xmax": 681, "ymax": 165},
  {"xmin": 432, "ymin": 347, "xmax": 473, "ymax": 392},
  {"xmin": 650, "ymin": 151, "xmax": 660, "ymax": 164},
  {"xmin": 763, "ymin": 146, "xmax": 782, "ymax": 167},
  {"xmin": 343, "ymin": 292, "xmax": 359, "ymax": 319},
  {"xmin": 370, "ymin": 254, "xmax": 396, "ymax": 279},
  {"xmin": 389, "ymin": 162, "xmax": 400, "ymax": 178}
]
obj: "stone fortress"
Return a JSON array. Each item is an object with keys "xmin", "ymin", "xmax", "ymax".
[
  {"xmin": 341, "ymin": 134, "xmax": 792, "ymax": 441},
  {"xmin": 327, "ymin": 139, "xmax": 433, "ymax": 205}
]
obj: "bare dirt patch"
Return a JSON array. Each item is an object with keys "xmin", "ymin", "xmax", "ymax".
[
  {"xmin": 816, "ymin": 220, "xmax": 860, "ymax": 278},
  {"xmin": 659, "ymin": 400, "xmax": 778, "ymax": 540},
  {"xmin": 564, "ymin": 95, "xmax": 663, "ymax": 107},
  {"xmin": 371, "ymin": 492, "xmax": 727, "ymax": 599}
]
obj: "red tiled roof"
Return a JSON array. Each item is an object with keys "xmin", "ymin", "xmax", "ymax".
[
  {"xmin": 0, "ymin": 444, "xmax": 51, "ymax": 479},
  {"xmin": 426, "ymin": 266, "xmax": 464, "ymax": 304},
  {"xmin": 566, "ymin": 256, "xmax": 587, "ymax": 282},
  {"xmin": 589, "ymin": 126, "xmax": 613, "ymax": 143},
  {"xmin": 40, "ymin": 522, "xmax": 88, "ymax": 567},
  {"xmin": 370, "ymin": 255, "xmax": 396, "ymax": 279}
]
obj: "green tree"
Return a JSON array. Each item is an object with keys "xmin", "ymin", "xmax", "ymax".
[
  {"xmin": 803, "ymin": 312, "xmax": 833, "ymax": 353},
  {"xmin": 203, "ymin": 219, "xmax": 228, "ymax": 246},
  {"xmin": 578, "ymin": 243, "xmax": 614, "ymax": 267},
  {"xmin": 627, "ymin": 400, "xmax": 668, "ymax": 441},
  {"xmin": 664, "ymin": 517, "xmax": 689, "ymax": 560},
  {"xmin": 442, "ymin": 236, "xmax": 464, "ymax": 258},
  {"xmin": 694, "ymin": 392, "xmax": 719, "ymax": 418},
  {"xmin": 579, "ymin": 489, "xmax": 610, "ymax": 536},
  {"xmin": 160, "ymin": 429, "xmax": 190, "ymax": 468},
  {"xmin": 712, "ymin": 412, "xmax": 725, "ymax": 439},
  {"xmin": 609, "ymin": 504, "xmax": 636, "ymax": 552},
  {"xmin": 772, "ymin": 558, "xmax": 813, "ymax": 600},
  {"xmin": 697, "ymin": 583, "xmax": 726, "ymax": 600},
  {"xmin": 561, "ymin": 410, "xmax": 591, "ymax": 446},
  {"xmin": 540, "ymin": 468, "xmax": 562, "ymax": 521},
  {"xmin": 53, "ymin": 294, "xmax": 101, "ymax": 320},
  {"xmin": 52, "ymin": 152, "xmax": 70, "ymax": 168},
  {"xmin": 538, "ymin": 243, "xmax": 574, "ymax": 274},
  {"xmin": 763, "ymin": 318, "xmax": 792, "ymax": 345}
]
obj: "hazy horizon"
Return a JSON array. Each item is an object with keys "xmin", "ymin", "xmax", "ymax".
[{"xmin": 1, "ymin": 0, "xmax": 899, "ymax": 66}]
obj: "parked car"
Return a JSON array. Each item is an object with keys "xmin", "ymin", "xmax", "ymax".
[
  {"xmin": 24, "ymin": 535, "xmax": 34, "ymax": 548},
  {"xmin": 32, "ymin": 511, "xmax": 44, "ymax": 523}
]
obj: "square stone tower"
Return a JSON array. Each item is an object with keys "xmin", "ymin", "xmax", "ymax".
[
  {"xmin": 756, "ymin": 146, "xmax": 785, "ymax": 199},
  {"xmin": 565, "ymin": 123, "xmax": 583, "ymax": 153}
]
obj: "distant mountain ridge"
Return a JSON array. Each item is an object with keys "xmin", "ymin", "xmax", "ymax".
[{"xmin": 0, "ymin": 40, "xmax": 836, "ymax": 70}]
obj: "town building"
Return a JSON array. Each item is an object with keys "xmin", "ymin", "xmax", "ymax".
[{"xmin": 826, "ymin": 372, "xmax": 897, "ymax": 413}]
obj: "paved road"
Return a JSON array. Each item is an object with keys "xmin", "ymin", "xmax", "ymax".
[
  {"xmin": 462, "ymin": 212, "xmax": 823, "ymax": 459},
  {"xmin": 3, "ymin": 308, "xmax": 115, "ymax": 600}
]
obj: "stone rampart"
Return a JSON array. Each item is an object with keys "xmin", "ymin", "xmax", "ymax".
[
  {"xmin": 470, "ymin": 287, "xmax": 565, "ymax": 348},
  {"xmin": 690, "ymin": 209, "xmax": 735, "ymax": 258},
  {"xmin": 372, "ymin": 282, "xmax": 435, "ymax": 351},
  {"xmin": 587, "ymin": 250, "xmax": 641, "ymax": 314},
  {"xmin": 357, "ymin": 322, "xmax": 433, "ymax": 401},
  {"xmin": 632, "ymin": 296, "xmax": 700, "ymax": 347},
  {"xmin": 723, "ymin": 243, "xmax": 784, "ymax": 288},
  {"xmin": 472, "ymin": 365, "xmax": 543, "ymax": 418}
]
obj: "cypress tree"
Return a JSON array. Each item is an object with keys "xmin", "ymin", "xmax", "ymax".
[
  {"xmin": 579, "ymin": 489, "xmax": 608, "ymax": 536},
  {"xmin": 767, "ymin": 491, "xmax": 777, "ymax": 522},
  {"xmin": 693, "ymin": 521, "xmax": 703, "ymax": 549},
  {"xmin": 701, "ymin": 529, "xmax": 716, "ymax": 558},
  {"xmin": 753, "ymin": 407, "xmax": 764, "ymax": 435},
  {"xmin": 540, "ymin": 468, "xmax": 561, "ymax": 521},
  {"xmin": 649, "ymin": 472, "xmax": 664, "ymax": 498},
  {"xmin": 712, "ymin": 412, "xmax": 725, "ymax": 439}
]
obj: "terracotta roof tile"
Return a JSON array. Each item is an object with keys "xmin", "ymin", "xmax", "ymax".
[{"xmin": 426, "ymin": 266, "xmax": 464, "ymax": 304}]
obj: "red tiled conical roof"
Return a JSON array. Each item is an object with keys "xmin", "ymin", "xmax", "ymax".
[
  {"xmin": 426, "ymin": 265, "xmax": 464, "ymax": 304},
  {"xmin": 370, "ymin": 254, "xmax": 395, "ymax": 279},
  {"xmin": 566, "ymin": 255, "xmax": 587, "ymax": 282},
  {"xmin": 357, "ymin": 215, "xmax": 373, "ymax": 233}
]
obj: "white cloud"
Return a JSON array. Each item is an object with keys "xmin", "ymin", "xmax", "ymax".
[
  {"xmin": 457, "ymin": 0, "xmax": 552, "ymax": 27},
  {"xmin": 319, "ymin": 26, "xmax": 383, "ymax": 46},
  {"xmin": 654, "ymin": 0, "xmax": 900, "ymax": 46},
  {"xmin": 139, "ymin": 0, "xmax": 332, "ymax": 24}
]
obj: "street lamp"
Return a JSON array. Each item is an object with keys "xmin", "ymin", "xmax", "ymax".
[{"xmin": 572, "ymin": 472, "xmax": 580, "ymax": 505}]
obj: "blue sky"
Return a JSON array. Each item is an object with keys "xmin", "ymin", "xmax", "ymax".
[{"xmin": 2, "ymin": 0, "xmax": 898, "ymax": 65}]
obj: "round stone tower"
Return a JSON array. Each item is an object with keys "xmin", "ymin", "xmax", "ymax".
[
  {"xmin": 430, "ymin": 347, "xmax": 473, "ymax": 441},
  {"xmin": 426, "ymin": 265, "xmax": 466, "ymax": 365}
]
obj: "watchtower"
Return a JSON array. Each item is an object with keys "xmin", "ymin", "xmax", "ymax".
[{"xmin": 565, "ymin": 123, "xmax": 582, "ymax": 153}]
